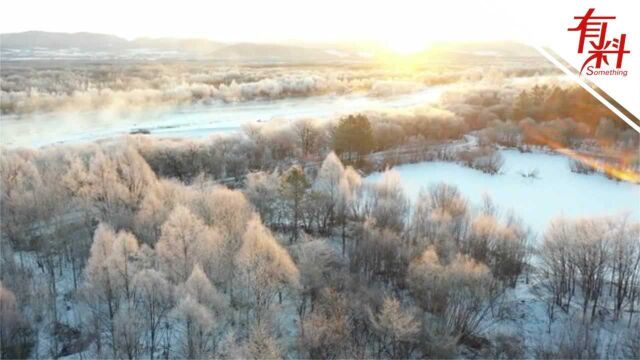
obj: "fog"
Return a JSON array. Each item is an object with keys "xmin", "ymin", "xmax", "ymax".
[
  {"xmin": 1, "ymin": 85, "xmax": 449, "ymax": 147},
  {"xmin": 0, "ymin": 63, "xmax": 564, "ymax": 148},
  {"xmin": 1, "ymin": 63, "xmax": 486, "ymax": 115}
]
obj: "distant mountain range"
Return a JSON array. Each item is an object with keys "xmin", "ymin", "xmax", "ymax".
[
  {"xmin": 0, "ymin": 31, "xmax": 225, "ymax": 53},
  {"xmin": 0, "ymin": 31, "xmax": 370, "ymax": 62},
  {"xmin": 0, "ymin": 31, "xmax": 542, "ymax": 63},
  {"xmin": 1, "ymin": 31, "xmax": 129, "ymax": 50}
]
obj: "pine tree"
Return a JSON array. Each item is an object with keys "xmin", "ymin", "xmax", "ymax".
[{"xmin": 333, "ymin": 114, "xmax": 374, "ymax": 162}]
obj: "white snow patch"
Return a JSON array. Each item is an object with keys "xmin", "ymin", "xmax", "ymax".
[{"xmin": 366, "ymin": 149, "xmax": 640, "ymax": 234}]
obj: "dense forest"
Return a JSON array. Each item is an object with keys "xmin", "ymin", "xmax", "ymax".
[{"xmin": 1, "ymin": 77, "xmax": 639, "ymax": 359}]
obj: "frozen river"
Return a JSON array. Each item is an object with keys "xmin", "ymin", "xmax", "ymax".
[
  {"xmin": 366, "ymin": 149, "xmax": 640, "ymax": 233},
  {"xmin": 0, "ymin": 86, "xmax": 445, "ymax": 148}
]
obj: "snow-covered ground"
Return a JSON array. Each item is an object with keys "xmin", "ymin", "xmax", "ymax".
[
  {"xmin": 1, "ymin": 86, "xmax": 445, "ymax": 148},
  {"xmin": 366, "ymin": 149, "xmax": 640, "ymax": 234},
  {"xmin": 480, "ymin": 276, "xmax": 636, "ymax": 359}
]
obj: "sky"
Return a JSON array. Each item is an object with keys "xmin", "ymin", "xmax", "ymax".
[
  {"xmin": 0, "ymin": 0, "xmax": 597, "ymax": 51},
  {"xmin": 1, "ymin": 0, "xmax": 635, "ymax": 53},
  {"xmin": 1, "ymin": 0, "xmax": 638, "ymax": 123}
]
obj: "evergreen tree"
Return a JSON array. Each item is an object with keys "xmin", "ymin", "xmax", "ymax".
[
  {"xmin": 333, "ymin": 114, "xmax": 374, "ymax": 162},
  {"xmin": 280, "ymin": 166, "xmax": 310, "ymax": 242}
]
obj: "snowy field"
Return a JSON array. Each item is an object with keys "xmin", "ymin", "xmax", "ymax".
[
  {"xmin": 366, "ymin": 149, "xmax": 640, "ymax": 234},
  {"xmin": 1, "ymin": 86, "xmax": 445, "ymax": 148}
]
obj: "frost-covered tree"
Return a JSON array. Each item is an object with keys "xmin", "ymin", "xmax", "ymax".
[
  {"xmin": 540, "ymin": 219, "xmax": 577, "ymax": 323},
  {"xmin": 542, "ymin": 216, "xmax": 639, "ymax": 324},
  {"xmin": 109, "ymin": 231, "xmax": 140, "ymax": 302},
  {"xmin": 462, "ymin": 213, "xmax": 529, "ymax": 287},
  {"xmin": 408, "ymin": 249, "xmax": 496, "ymax": 340},
  {"xmin": 156, "ymin": 206, "xmax": 219, "ymax": 284},
  {"xmin": 342, "ymin": 166, "xmax": 363, "ymax": 216},
  {"xmin": 571, "ymin": 219, "xmax": 610, "ymax": 319},
  {"xmin": 293, "ymin": 238, "xmax": 345, "ymax": 323},
  {"xmin": 73, "ymin": 151, "xmax": 122, "ymax": 220},
  {"xmin": 191, "ymin": 186, "xmax": 252, "ymax": 285},
  {"xmin": 489, "ymin": 214, "xmax": 530, "ymax": 287},
  {"xmin": 369, "ymin": 296, "xmax": 420, "ymax": 358},
  {"xmin": 192, "ymin": 186, "xmax": 252, "ymax": 238},
  {"xmin": 301, "ymin": 289, "xmax": 351, "ymax": 359},
  {"xmin": 365, "ymin": 169, "xmax": 409, "ymax": 233},
  {"xmin": 314, "ymin": 152, "xmax": 345, "ymax": 223},
  {"xmin": 464, "ymin": 214, "xmax": 498, "ymax": 264},
  {"xmin": 134, "ymin": 179, "xmax": 193, "ymax": 245},
  {"xmin": 622, "ymin": 325, "xmax": 640, "ymax": 359},
  {"xmin": 83, "ymin": 224, "xmax": 141, "ymax": 357},
  {"xmin": 244, "ymin": 171, "xmax": 281, "ymax": 227},
  {"xmin": 293, "ymin": 118, "xmax": 323, "ymax": 158},
  {"xmin": 607, "ymin": 217, "xmax": 640, "ymax": 320},
  {"xmin": 113, "ymin": 306, "xmax": 144, "ymax": 360},
  {"xmin": 132, "ymin": 269, "xmax": 173, "ymax": 360},
  {"xmin": 407, "ymin": 247, "xmax": 447, "ymax": 314},
  {"xmin": 172, "ymin": 265, "xmax": 226, "ymax": 358},
  {"xmin": 0, "ymin": 281, "xmax": 32, "ymax": 359},
  {"xmin": 408, "ymin": 190, "xmax": 455, "ymax": 259},
  {"xmin": 33, "ymin": 152, "xmax": 87, "ymax": 291},
  {"xmin": 352, "ymin": 220, "xmax": 407, "ymax": 284},
  {"xmin": 245, "ymin": 322, "xmax": 282, "ymax": 360},
  {"xmin": 301, "ymin": 189, "xmax": 333, "ymax": 233},
  {"xmin": 442, "ymin": 254, "xmax": 497, "ymax": 338},
  {"xmin": 65, "ymin": 147, "xmax": 156, "ymax": 229},
  {"xmin": 0, "ymin": 152, "xmax": 40, "ymax": 253},
  {"xmin": 114, "ymin": 146, "xmax": 157, "ymax": 209},
  {"xmin": 236, "ymin": 216, "xmax": 300, "ymax": 322},
  {"xmin": 313, "ymin": 152, "xmax": 362, "ymax": 252},
  {"xmin": 429, "ymin": 182, "xmax": 467, "ymax": 215},
  {"xmin": 338, "ymin": 166, "xmax": 363, "ymax": 254},
  {"xmin": 213, "ymin": 330, "xmax": 246, "ymax": 359},
  {"xmin": 171, "ymin": 295, "xmax": 215, "ymax": 359},
  {"xmin": 180, "ymin": 265, "xmax": 226, "ymax": 313},
  {"xmin": 427, "ymin": 183, "xmax": 468, "ymax": 244}
]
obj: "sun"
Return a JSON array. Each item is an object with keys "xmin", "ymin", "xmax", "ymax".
[
  {"xmin": 386, "ymin": 38, "xmax": 428, "ymax": 55},
  {"xmin": 375, "ymin": 37, "xmax": 432, "ymax": 71}
]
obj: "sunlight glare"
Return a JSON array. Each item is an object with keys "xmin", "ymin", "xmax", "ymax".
[{"xmin": 386, "ymin": 39, "xmax": 428, "ymax": 55}]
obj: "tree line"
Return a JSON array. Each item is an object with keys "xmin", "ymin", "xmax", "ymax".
[{"xmin": 3, "ymin": 141, "xmax": 638, "ymax": 358}]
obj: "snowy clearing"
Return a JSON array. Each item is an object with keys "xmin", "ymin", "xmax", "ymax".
[{"xmin": 366, "ymin": 149, "xmax": 640, "ymax": 233}]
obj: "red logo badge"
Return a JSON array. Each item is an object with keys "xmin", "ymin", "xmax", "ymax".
[{"xmin": 568, "ymin": 8, "xmax": 630, "ymax": 76}]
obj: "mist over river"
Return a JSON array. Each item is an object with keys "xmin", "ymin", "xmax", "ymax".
[{"xmin": 1, "ymin": 86, "xmax": 445, "ymax": 148}]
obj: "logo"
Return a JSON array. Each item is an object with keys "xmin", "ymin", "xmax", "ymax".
[{"xmin": 568, "ymin": 8, "xmax": 630, "ymax": 76}]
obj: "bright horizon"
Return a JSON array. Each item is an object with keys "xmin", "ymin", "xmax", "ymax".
[{"xmin": 0, "ymin": 0, "xmax": 617, "ymax": 54}]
